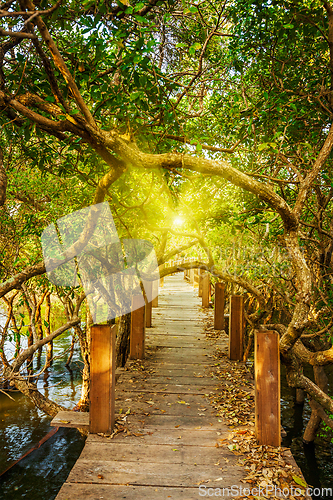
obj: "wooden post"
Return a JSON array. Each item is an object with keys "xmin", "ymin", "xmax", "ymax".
[
  {"xmin": 214, "ymin": 282, "xmax": 225, "ymax": 330},
  {"xmin": 190, "ymin": 268, "xmax": 195, "ymax": 285},
  {"xmin": 202, "ymin": 273, "xmax": 210, "ymax": 308},
  {"xmin": 145, "ymin": 280, "xmax": 153, "ymax": 328},
  {"xmin": 90, "ymin": 324, "xmax": 116, "ymax": 434},
  {"xmin": 194, "ymin": 268, "xmax": 199, "ymax": 287},
  {"xmin": 152, "ymin": 280, "xmax": 158, "ymax": 307},
  {"xmin": 198, "ymin": 269, "xmax": 203, "ymax": 297},
  {"xmin": 255, "ymin": 330, "xmax": 281, "ymax": 447},
  {"xmin": 159, "ymin": 264, "xmax": 164, "ymax": 287},
  {"xmin": 228, "ymin": 295, "xmax": 244, "ymax": 361},
  {"xmin": 130, "ymin": 295, "xmax": 146, "ymax": 359}
]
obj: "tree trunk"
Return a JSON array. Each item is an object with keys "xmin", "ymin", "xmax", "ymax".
[
  {"xmin": 295, "ymin": 388, "xmax": 305, "ymax": 404},
  {"xmin": 14, "ymin": 377, "xmax": 64, "ymax": 417},
  {"xmin": 36, "ymin": 315, "xmax": 43, "ymax": 370},
  {"xmin": 65, "ymin": 334, "xmax": 76, "ymax": 366},
  {"xmin": 76, "ymin": 307, "xmax": 91, "ymax": 411},
  {"xmin": 45, "ymin": 292, "xmax": 53, "ymax": 368},
  {"xmin": 303, "ymin": 365, "xmax": 328, "ymax": 443},
  {"xmin": 116, "ymin": 312, "xmax": 131, "ymax": 368}
]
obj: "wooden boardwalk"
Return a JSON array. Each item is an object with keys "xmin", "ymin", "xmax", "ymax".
[{"xmin": 55, "ymin": 274, "xmax": 246, "ymax": 499}]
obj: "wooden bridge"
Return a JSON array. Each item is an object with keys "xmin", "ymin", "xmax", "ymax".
[{"xmin": 53, "ymin": 274, "xmax": 247, "ymax": 499}]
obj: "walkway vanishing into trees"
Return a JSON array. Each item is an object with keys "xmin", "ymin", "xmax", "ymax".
[{"xmin": 54, "ymin": 274, "xmax": 246, "ymax": 499}]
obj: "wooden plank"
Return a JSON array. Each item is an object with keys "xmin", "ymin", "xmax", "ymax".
[
  {"xmin": 255, "ymin": 330, "xmax": 281, "ymax": 447},
  {"xmin": 78, "ymin": 442, "xmax": 226, "ymax": 465},
  {"xmin": 228, "ymin": 295, "xmax": 244, "ymax": 361},
  {"xmin": 214, "ymin": 282, "xmax": 225, "ymax": 330},
  {"xmin": 87, "ymin": 427, "xmax": 237, "ymax": 446},
  {"xmin": 130, "ymin": 295, "xmax": 145, "ymax": 359},
  {"xmin": 66, "ymin": 459, "xmax": 243, "ymax": 487},
  {"xmin": 90, "ymin": 324, "xmax": 116, "ymax": 434},
  {"xmin": 116, "ymin": 383, "xmax": 217, "ymax": 394},
  {"xmin": 202, "ymin": 273, "xmax": 210, "ymax": 308},
  {"xmin": 50, "ymin": 410, "xmax": 89, "ymax": 430},
  {"xmin": 124, "ymin": 414, "xmax": 221, "ymax": 429},
  {"xmin": 119, "ymin": 375, "xmax": 218, "ymax": 386},
  {"xmin": 56, "ymin": 484, "xmax": 207, "ymax": 500}
]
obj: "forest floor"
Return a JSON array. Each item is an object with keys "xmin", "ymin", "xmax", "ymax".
[{"xmin": 54, "ymin": 275, "xmax": 310, "ymax": 500}]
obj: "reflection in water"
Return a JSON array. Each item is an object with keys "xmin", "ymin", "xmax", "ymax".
[
  {"xmin": 281, "ymin": 365, "xmax": 333, "ymax": 499},
  {"xmin": 0, "ymin": 331, "xmax": 86, "ymax": 498},
  {"xmin": 0, "ymin": 427, "xmax": 85, "ymax": 500}
]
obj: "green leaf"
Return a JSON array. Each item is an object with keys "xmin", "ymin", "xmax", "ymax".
[
  {"xmin": 258, "ymin": 143, "xmax": 268, "ymax": 151},
  {"xmin": 134, "ymin": 2, "xmax": 145, "ymax": 11},
  {"xmin": 134, "ymin": 14, "xmax": 147, "ymax": 22},
  {"xmin": 283, "ymin": 24, "xmax": 294, "ymax": 29},
  {"xmin": 292, "ymin": 475, "xmax": 307, "ymax": 488}
]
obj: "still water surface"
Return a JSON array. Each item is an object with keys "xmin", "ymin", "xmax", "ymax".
[{"xmin": 281, "ymin": 365, "xmax": 333, "ymax": 500}]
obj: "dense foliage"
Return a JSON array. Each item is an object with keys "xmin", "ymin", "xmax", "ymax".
[{"xmin": 1, "ymin": 0, "xmax": 333, "ymax": 444}]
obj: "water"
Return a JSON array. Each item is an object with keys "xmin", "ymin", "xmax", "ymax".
[
  {"xmin": 0, "ymin": 427, "xmax": 85, "ymax": 500},
  {"xmin": 0, "ymin": 330, "xmax": 86, "ymax": 499},
  {"xmin": 281, "ymin": 365, "xmax": 333, "ymax": 499}
]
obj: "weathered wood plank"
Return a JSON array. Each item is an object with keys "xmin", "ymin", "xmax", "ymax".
[
  {"xmin": 87, "ymin": 427, "xmax": 228, "ymax": 446},
  {"xmin": 66, "ymin": 459, "xmax": 244, "ymax": 487},
  {"xmin": 116, "ymin": 383, "xmax": 218, "ymax": 394},
  {"xmin": 55, "ymin": 484, "xmax": 212, "ymax": 500},
  {"xmin": 50, "ymin": 410, "xmax": 89, "ymax": 429},
  {"xmin": 78, "ymin": 442, "xmax": 232, "ymax": 465}
]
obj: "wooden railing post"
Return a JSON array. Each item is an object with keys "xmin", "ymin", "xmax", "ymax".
[
  {"xmin": 198, "ymin": 269, "xmax": 203, "ymax": 297},
  {"xmin": 90, "ymin": 324, "xmax": 116, "ymax": 434},
  {"xmin": 228, "ymin": 295, "xmax": 244, "ymax": 360},
  {"xmin": 214, "ymin": 282, "xmax": 225, "ymax": 330},
  {"xmin": 160, "ymin": 264, "xmax": 164, "ymax": 287},
  {"xmin": 190, "ymin": 268, "xmax": 195, "ymax": 285},
  {"xmin": 152, "ymin": 280, "xmax": 158, "ymax": 307},
  {"xmin": 130, "ymin": 295, "xmax": 146, "ymax": 359},
  {"xmin": 202, "ymin": 273, "xmax": 210, "ymax": 308},
  {"xmin": 194, "ymin": 268, "xmax": 199, "ymax": 288},
  {"xmin": 145, "ymin": 280, "xmax": 153, "ymax": 328},
  {"xmin": 255, "ymin": 330, "xmax": 281, "ymax": 447}
]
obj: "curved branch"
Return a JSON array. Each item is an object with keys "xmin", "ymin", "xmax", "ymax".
[
  {"xmin": 0, "ymin": 262, "xmax": 46, "ymax": 298},
  {"xmin": 105, "ymin": 135, "xmax": 298, "ymax": 230},
  {"xmin": 11, "ymin": 317, "xmax": 80, "ymax": 371}
]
